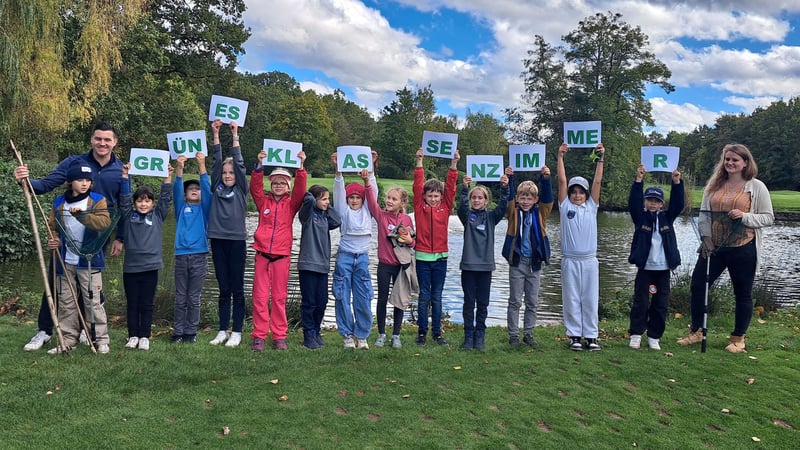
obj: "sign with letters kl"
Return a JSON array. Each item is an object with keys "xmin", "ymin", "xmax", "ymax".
[
  {"xmin": 509, "ymin": 144, "xmax": 545, "ymax": 172},
  {"xmin": 466, "ymin": 155, "xmax": 504, "ymax": 182},
  {"xmin": 167, "ymin": 130, "xmax": 207, "ymax": 160},
  {"xmin": 641, "ymin": 146, "xmax": 680, "ymax": 172},
  {"xmin": 421, "ymin": 131, "xmax": 458, "ymax": 159},
  {"xmin": 336, "ymin": 146, "xmax": 373, "ymax": 172},
  {"xmin": 129, "ymin": 148, "xmax": 170, "ymax": 177},
  {"xmin": 563, "ymin": 121, "xmax": 602, "ymax": 148},
  {"xmin": 262, "ymin": 139, "xmax": 302, "ymax": 169},
  {"xmin": 209, "ymin": 95, "xmax": 249, "ymax": 127}
]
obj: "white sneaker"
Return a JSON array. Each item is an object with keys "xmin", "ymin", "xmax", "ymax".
[
  {"xmin": 629, "ymin": 334, "xmax": 642, "ymax": 349},
  {"xmin": 79, "ymin": 330, "xmax": 90, "ymax": 345},
  {"xmin": 225, "ymin": 332, "xmax": 242, "ymax": 347},
  {"xmin": 138, "ymin": 337, "xmax": 150, "ymax": 351},
  {"xmin": 648, "ymin": 338, "xmax": 661, "ymax": 350},
  {"xmin": 210, "ymin": 330, "xmax": 229, "ymax": 345},
  {"xmin": 391, "ymin": 335, "xmax": 402, "ymax": 349},
  {"xmin": 125, "ymin": 337, "xmax": 139, "ymax": 349},
  {"xmin": 47, "ymin": 345, "xmax": 73, "ymax": 355},
  {"xmin": 375, "ymin": 334, "xmax": 387, "ymax": 348},
  {"xmin": 96, "ymin": 344, "xmax": 110, "ymax": 354},
  {"xmin": 356, "ymin": 338, "xmax": 369, "ymax": 350},
  {"xmin": 344, "ymin": 335, "xmax": 356, "ymax": 349},
  {"xmin": 24, "ymin": 331, "xmax": 51, "ymax": 351}
]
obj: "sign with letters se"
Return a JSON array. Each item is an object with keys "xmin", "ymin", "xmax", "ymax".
[
  {"xmin": 641, "ymin": 146, "xmax": 680, "ymax": 172},
  {"xmin": 262, "ymin": 139, "xmax": 302, "ymax": 169},
  {"xmin": 509, "ymin": 144, "xmax": 545, "ymax": 172},
  {"xmin": 563, "ymin": 121, "xmax": 602, "ymax": 148},
  {"xmin": 336, "ymin": 146, "xmax": 373, "ymax": 173},
  {"xmin": 209, "ymin": 95, "xmax": 249, "ymax": 127},
  {"xmin": 129, "ymin": 148, "xmax": 170, "ymax": 177},
  {"xmin": 466, "ymin": 155, "xmax": 504, "ymax": 182},
  {"xmin": 421, "ymin": 131, "xmax": 458, "ymax": 159},
  {"xmin": 167, "ymin": 130, "xmax": 207, "ymax": 160}
]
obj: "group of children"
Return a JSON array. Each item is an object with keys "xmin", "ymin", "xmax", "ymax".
[{"xmin": 39, "ymin": 120, "xmax": 685, "ymax": 354}]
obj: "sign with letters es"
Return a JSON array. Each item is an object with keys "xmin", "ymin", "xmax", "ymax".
[
  {"xmin": 563, "ymin": 121, "xmax": 602, "ymax": 148},
  {"xmin": 262, "ymin": 139, "xmax": 302, "ymax": 169},
  {"xmin": 509, "ymin": 144, "xmax": 545, "ymax": 172},
  {"xmin": 641, "ymin": 146, "xmax": 680, "ymax": 172},
  {"xmin": 466, "ymin": 155, "xmax": 504, "ymax": 182},
  {"xmin": 209, "ymin": 95, "xmax": 249, "ymax": 127},
  {"xmin": 421, "ymin": 130, "xmax": 458, "ymax": 159},
  {"xmin": 336, "ymin": 146, "xmax": 373, "ymax": 172},
  {"xmin": 129, "ymin": 148, "xmax": 170, "ymax": 177},
  {"xmin": 167, "ymin": 130, "xmax": 207, "ymax": 160}
]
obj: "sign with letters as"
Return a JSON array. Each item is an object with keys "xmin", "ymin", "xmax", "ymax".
[
  {"xmin": 466, "ymin": 155, "xmax": 504, "ymax": 182},
  {"xmin": 421, "ymin": 131, "xmax": 458, "ymax": 159},
  {"xmin": 262, "ymin": 139, "xmax": 303, "ymax": 169},
  {"xmin": 563, "ymin": 121, "xmax": 602, "ymax": 148},
  {"xmin": 336, "ymin": 146, "xmax": 373, "ymax": 172},
  {"xmin": 509, "ymin": 144, "xmax": 545, "ymax": 172},
  {"xmin": 129, "ymin": 148, "xmax": 170, "ymax": 177},
  {"xmin": 641, "ymin": 146, "xmax": 680, "ymax": 172},
  {"xmin": 167, "ymin": 130, "xmax": 207, "ymax": 160},
  {"xmin": 209, "ymin": 95, "xmax": 249, "ymax": 127}
]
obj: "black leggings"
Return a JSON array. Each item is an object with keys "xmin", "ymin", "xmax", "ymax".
[{"xmin": 376, "ymin": 263, "xmax": 403, "ymax": 335}]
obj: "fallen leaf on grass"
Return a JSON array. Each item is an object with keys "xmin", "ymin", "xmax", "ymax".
[
  {"xmin": 46, "ymin": 391, "xmax": 53, "ymax": 396},
  {"xmin": 270, "ymin": 379, "xmax": 279, "ymax": 384},
  {"xmin": 205, "ymin": 399, "xmax": 212, "ymax": 405},
  {"xmin": 483, "ymin": 359, "xmax": 489, "ymax": 364},
  {"xmin": 721, "ymin": 408, "xmax": 730, "ymax": 413},
  {"xmin": 674, "ymin": 313, "xmax": 683, "ymax": 319},
  {"xmin": 54, "ymin": 384, "xmax": 61, "ymax": 391},
  {"xmin": 748, "ymin": 356, "xmax": 758, "ymax": 360},
  {"xmin": 664, "ymin": 352, "xmax": 674, "ymax": 357},
  {"xmin": 453, "ymin": 366, "xmax": 462, "ymax": 370},
  {"xmin": 402, "ymin": 394, "xmax": 410, "ymax": 399},
  {"xmin": 751, "ymin": 436, "xmax": 761, "ymax": 442},
  {"xmin": 211, "ymin": 380, "xmax": 217, "ymax": 384},
  {"xmin": 758, "ymin": 319, "xmax": 767, "ymax": 324},
  {"xmin": 278, "ymin": 395, "xmax": 288, "ymax": 401},
  {"xmin": 747, "ymin": 378, "xmax": 755, "ymax": 385},
  {"xmin": 221, "ymin": 426, "xmax": 230, "ymax": 436},
  {"xmin": 667, "ymin": 379, "xmax": 676, "ymax": 383},
  {"xmin": 773, "ymin": 419, "xmax": 794, "ymax": 429}
]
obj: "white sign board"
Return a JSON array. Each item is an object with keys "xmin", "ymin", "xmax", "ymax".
[
  {"xmin": 509, "ymin": 144, "xmax": 545, "ymax": 172},
  {"xmin": 208, "ymin": 95, "xmax": 249, "ymax": 127},
  {"xmin": 421, "ymin": 130, "xmax": 458, "ymax": 159},
  {"xmin": 564, "ymin": 121, "xmax": 602, "ymax": 148},
  {"xmin": 129, "ymin": 148, "xmax": 171, "ymax": 177},
  {"xmin": 167, "ymin": 130, "xmax": 207, "ymax": 160},
  {"xmin": 466, "ymin": 155, "xmax": 504, "ymax": 182},
  {"xmin": 641, "ymin": 146, "xmax": 680, "ymax": 172},
  {"xmin": 336, "ymin": 146, "xmax": 373, "ymax": 172},
  {"xmin": 262, "ymin": 139, "xmax": 303, "ymax": 169}
]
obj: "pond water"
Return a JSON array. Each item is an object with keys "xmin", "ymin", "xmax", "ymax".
[{"xmin": 3, "ymin": 211, "xmax": 798, "ymax": 329}]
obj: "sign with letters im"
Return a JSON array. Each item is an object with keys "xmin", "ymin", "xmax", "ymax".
[
  {"xmin": 209, "ymin": 95, "xmax": 249, "ymax": 127},
  {"xmin": 563, "ymin": 121, "xmax": 602, "ymax": 148},
  {"xmin": 129, "ymin": 148, "xmax": 170, "ymax": 177},
  {"xmin": 167, "ymin": 130, "xmax": 207, "ymax": 160},
  {"xmin": 466, "ymin": 155, "xmax": 504, "ymax": 182},
  {"xmin": 641, "ymin": 146, "xmax": 680, "ymax": 172},
  {"xmin": 262, "ymin": 139, "xmax": 303, "ymax": 169},
  {"xmin": 509, "ymin": 144, "xmax": 545, "ymax": 172}
]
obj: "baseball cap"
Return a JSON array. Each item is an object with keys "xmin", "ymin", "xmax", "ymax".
[
  {"xmin": 567, "ymin": 176, "xmax": 589, "ymax": 191},
  {"xmin": 644, "ymin": 186, "xmax": 665, "ymax": 202}
]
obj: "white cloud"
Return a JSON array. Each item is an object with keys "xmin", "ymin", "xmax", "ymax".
[
  {"xmin": 648, "ymin": 97, "xmax": 721, "ymax": 133},
  {"xmin": 723, "ymin": 95, "xmax": 781, "ymax": 113}
]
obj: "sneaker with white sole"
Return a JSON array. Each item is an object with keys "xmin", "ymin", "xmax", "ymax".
[
  {"xmin": 586, "ymin": 338, "xmax": 602, "ymax": 351},
  {"xmin": 96, "ymin": 344, "xmax": 110, "ymax": 354},
  {"xmin": 648, "ymin": 337, "xmax": 661, "ymax": 350},
  {"xmin": 225, "ymin": 332, "xmax": 242, "ymax": 347},
  {"xmin": 344, "ymin": 335, "xmax": 356, "ymax": 349},
  {"xmin": 391, "ymin": 335, "xmax": 402, "ymax": 349},
  {"xmin": 138, "ymin": 337, "xmax": 150, "ymax": 351},
  {"xmin": 356, "ymin": 339, "xmax": 369, "ymax": 350},
  {"xmin": 210, "ymin": 330, "xmax": 229, "ymax": 345},
  {"xmin": 47, "ymin": 345, "xmax": 74, "ymax": 355},
  {"xmin": 629, "ymin": 334, "xmax": 642, "ymax": 349},
  {"xmin": 125, "ymin": 337, "xmax": 139, "ymax": 349},
  {"xmin": 375, "ymin": 333, "xmax": 387, "ymax": 348},
  {"xmin": 569, "ymin": 336, "xmax": 583, "ymax": 351},
  {"xmin": 79, "ymin": 330, "xmax": 89, "ymax": 345},
  {"xmin": 24, "ymin": 331, "xmax": 51, "ymax": 351}
]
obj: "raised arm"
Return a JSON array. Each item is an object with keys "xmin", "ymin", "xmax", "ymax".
[
  {"xmin": 591, "ymin": 143, "xmax": 605, "ymax": 205},
  {"xmin": 556, "ymin": 143, "xmax": 568, "ymax": 203}
]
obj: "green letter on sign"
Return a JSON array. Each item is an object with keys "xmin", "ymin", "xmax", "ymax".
[{"xmin": 653, "ymin": 153, "xmax": 668, "ymax": 169}]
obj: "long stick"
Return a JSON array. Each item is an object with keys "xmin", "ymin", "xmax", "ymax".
[{"xmin": 11, "ymin": 140, "xmax": 67, "ymax": 352}]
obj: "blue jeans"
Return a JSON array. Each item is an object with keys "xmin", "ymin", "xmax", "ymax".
[
  {"xmin": 333, "ymin": 251, "xmax": 373, "ymax": 339},
  {"xmin": 416, "ymin": 258, "xmax": 447, "ymax": 336}
]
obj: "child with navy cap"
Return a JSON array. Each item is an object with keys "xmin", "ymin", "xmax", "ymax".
[{"xmin": 627, "ymin": 164, "xmax": 684, "ymax": 350}]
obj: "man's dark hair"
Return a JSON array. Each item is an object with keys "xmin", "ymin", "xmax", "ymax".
[{"xmin": 93, "ymin": 122, "xmax": 119, "ymax": 139}]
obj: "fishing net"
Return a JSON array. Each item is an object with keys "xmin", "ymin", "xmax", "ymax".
[
  {"xmin": 692, "ymin": 209, "xmax": 749, "ymax": 255},
  {"xmin": 54, "ymin": 207, "xmax": 120, "ymax": 259}
]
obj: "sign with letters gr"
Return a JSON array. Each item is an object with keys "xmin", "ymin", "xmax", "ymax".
[{"xmin": 129, "ymin": 148, "xmax": 170, "ymax": 177}]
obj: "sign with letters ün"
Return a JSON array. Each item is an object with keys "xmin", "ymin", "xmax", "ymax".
[
  {"xmin": 167, "ymin": 130, "xmax": 207, "ymax": 160},
  {"xmin": 208, "ymin": 95, "xmax": 249, "ymax": 127},
  {"xmin": 466, "ymin": 155, "xmax": 504, "ymax": 182},
  {"xmin": 509, "ymin": 144, "xmax": 545, "ymax": 172},
  {"xmin": 421, "ymin": 131, "xmax": 458, "ymax": 159},
  {"xmin": 641, "ymin": 146, "xmax": 680, "ymax": 172},
  {"xmin": 262, "ymin": 139, "xmax": 303, "ymax": 169},
  {"xmin": 336, "ymin": 146, "xmax": 373, "ymax": 173},
  {"xmin": 129, "ymin": 148, "xmax": 170, "ymax": 177},
  {"xmin": 563, "ymin": 121, "xmax": 602, "ymax": 148}
]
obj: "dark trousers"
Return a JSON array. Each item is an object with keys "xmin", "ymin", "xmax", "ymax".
[
  {"xmin": 628, "ymin": 269, "xmax": 670, "ymax": 339},
  {"xmin": 123, "ymin": 270, "xmax": 158, "ymax": 338},
  {"xmin": 462, "ymin": 270, "xmax": 492, "ymax": 333},
  {"xmin": 299, "ymin": 270, "xmax": 328, "ymax": 334},
  {"xmin": 690, "ymin": 240, "xmax": 757, "ymax": 336},
  {"xmin": 376, "ymin": 263, "xmax": 403, "ymax": 336},
  {"xmin": 210, "ymin": 238, "xmax": 247, "ymax": 332}
]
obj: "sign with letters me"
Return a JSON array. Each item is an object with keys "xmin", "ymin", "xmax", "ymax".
[{"xmin": 563, "ymin": 121, "xmax": 602, "ymax": 148}]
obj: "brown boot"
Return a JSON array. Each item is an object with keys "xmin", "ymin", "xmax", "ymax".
[
  {"xmin": 725, "ymin": 335, "xmax": 747, "ymax": 353},
  {"xmin": 676, "ymin": 329, "xmax": 703, "ymax": 346}
]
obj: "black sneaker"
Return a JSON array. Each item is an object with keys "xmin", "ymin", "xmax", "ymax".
[
  {"xmin": 182, "ymin": 334, "xmax": 197, "ymax": 344},
  {"xmin": 523, "ymin": 334, "xmax": 537, "ymax": 346},
  {"xmin": 569, "ymin": 336, "xmax": 583, "ymax": 351},
  {"xmin": 585, "ymin": 338, "xmax": 602, "ymax": 351},
  {"xmin": 508, "ymin": 335, "xmax": 521, "ymax": 347},
  {"xmin": 415, "ymin": 334, "xmax": 427, "ymax": 346},
  {"xmin": 170, "ymin": 335, "xmax": 183, "ymax": 344},
  {"xmin": 433, "ymin": 335, "xmax": 448, "ymax": 346}
]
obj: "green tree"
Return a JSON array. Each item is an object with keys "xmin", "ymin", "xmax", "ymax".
[
  {"xmin": 374, "ymin": 86, "xmax": 437, "ymax": 179},
  {"xmin": 322, "ymin": 89, "xmax": 378, "ymax": 148},
  {"xmin": 268, "ymin": 91, "xmax": 336, "ymax": 177}
]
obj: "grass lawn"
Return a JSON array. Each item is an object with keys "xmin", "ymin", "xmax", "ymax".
[{"xmin": 2, "ymin": 309, "xmax": 798, "ymax": 448}]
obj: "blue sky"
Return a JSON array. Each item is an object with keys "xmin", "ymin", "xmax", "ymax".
[{"xmin": 240, "ymin": 1, "xmax": 800, "ymax": 135}]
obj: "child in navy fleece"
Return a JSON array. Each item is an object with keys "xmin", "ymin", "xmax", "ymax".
[{"xmin": 120, "ymin": 162, "xmax": 173, "ymax": 351}]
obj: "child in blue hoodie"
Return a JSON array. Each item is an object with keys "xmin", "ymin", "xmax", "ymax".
[{"xmin": 171, "ymin": 153, "xmax": 212, "ymax": 343}]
